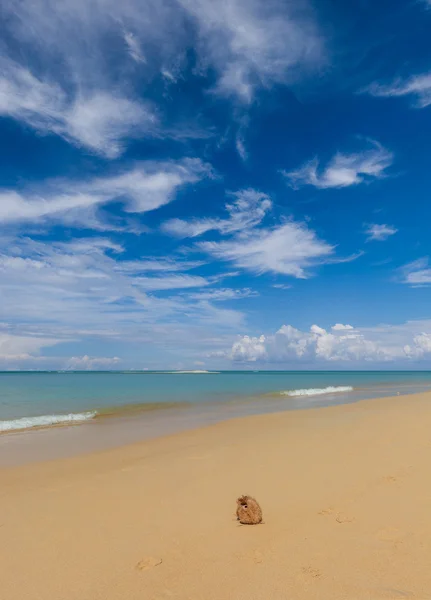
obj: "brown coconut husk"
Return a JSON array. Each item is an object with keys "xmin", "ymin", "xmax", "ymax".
[{"xmin": 236, "ymin": 495, "xmax": 263, "ymax": 525}]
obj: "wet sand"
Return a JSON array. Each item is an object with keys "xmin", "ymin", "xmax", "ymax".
[{"xmin": 1, "ymin": 391, "xmax": 431, "ymax": 599}]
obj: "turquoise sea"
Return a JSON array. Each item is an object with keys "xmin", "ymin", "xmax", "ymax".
[{"xmin": 2, "ymin": 370, "xmax": 431, "ymax": 433}]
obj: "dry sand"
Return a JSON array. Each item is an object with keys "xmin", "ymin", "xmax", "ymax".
[{"xmin": 2, "ymin": 392, "xmax": 431, "ymax": 599}]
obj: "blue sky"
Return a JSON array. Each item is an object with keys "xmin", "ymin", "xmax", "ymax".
[{"xmin": 1, "ymin": 0, "xmax": 431, "ymax": 370}]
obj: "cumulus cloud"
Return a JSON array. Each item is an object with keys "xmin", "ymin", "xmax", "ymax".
[
  {"xmin": 363, "ymin": 73, "xmax": 431, "ymax": 109},
  {"xmin": 162, "ymin": 188, "xmax": 271, "ymax": 238},
  {"xmin": 229, "ymin": 321, "xmax": 431, "ymax": 364},
  {"xmin": 0, "ymin": 331, "xmax": 60, "ymax": 358},
  {"xmin": 331, "ymin": 323, "xmax": 354, "ymax": 331},
  {"xmin": 0, "ymin": 346, "xmax": 122, "ymax": 371},
  {"xmin": 0, "ymin": 158, "xmax": 211, "ymax": 229},
  {"xmin": 400, "ymin": 258, "xmax": 431, "ymax": 286},
  {"xmin": 404, "ymin": 333, "xmax": 431, "ymax": 358},
  {"xmin": 231, "ymin": 334, "xmax": 267, "ymax": 361},
  {"xmin": 365, "ymin": 224, "xmax": 398, "ymax": 242},
  {"xmin": 283, "ymin": 141, "xmax": 393, "ymax": 189}
]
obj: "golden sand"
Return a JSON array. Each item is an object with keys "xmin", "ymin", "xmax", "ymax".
[{"xmin": 2, "ymin": 392, "xmax": 431, "ymax": 599}]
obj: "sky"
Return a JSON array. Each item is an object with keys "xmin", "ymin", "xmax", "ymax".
[{"xmin": 1, "ymin": 0, "xmax": 431, "ymax": 370}]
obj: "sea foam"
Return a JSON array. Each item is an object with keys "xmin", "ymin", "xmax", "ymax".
[
  {"xmin": 0, "ymin": 411, "xmax": 97, "ymax": 432},
  {"xmin": 282, "ymin": 386, "xmax": 354, "ymax": 397}
]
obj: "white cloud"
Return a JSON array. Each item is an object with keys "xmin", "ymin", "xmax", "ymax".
[
  {"xmin": 199, "ymin": 221, "xmax": 334, "ymax": 277},
  {"xmin": 117, "ymin": 258, "xmax": 204, "ymax": 273},
  {"xmin": 0, "ymin": 0, "xmax": 324, "ymax": 161},
  {"xmin": 363, "ymin": 73, "xmax": 431, "ymax": 109},
  {"xmin": 162, "ymin": 188, "xmax": 271, "ymax": 238},
  {"xmin": 124, "ymin": 31, "xmax": 146, "ymax": 64},
  {"xmin": 164, "ymin": 187, "xmax": 341, "ymax": 278},
  {"xmin": 188, "ymin": 288, "xmax": 257, "ymax": 301},
  {"xmin": 63, "ymin": 355, "xmax": 121, "ymax": 371},
  {"xmin": 0, "ymin": 158, "xmax": 211, "ymax": 228},
  {"xmin": 231, "ymin": 334, "xmax": 266, "ymax": 361},
  {"xmin": 0, "ymin": 60, "xmax": 156, "ymax": 158},
  {"xmin": 0, "ymin": 236, "xmax": 246, "ymax": 366},
  {"xmin": 179, "ymin": 0, "xmax": 323, "ymax": 101},
  {"xmin": 400, "ymin": 258, "xmax": 431, "ymax": 286},
  {"xmin": 272, "ymin": 283, "xmax": 292, "ymax": 290},
  {"xmin": 404, "ymin": 333, "xmax": 431, "ymax": 358},
  {"xmin": 331, "ymin": 323, "xmax": 354, "ymax": 331},
  {"xmin": 0, "ymin": 332, "xmax": 60, "ymax": 358},
  {"xmin": 283, "ymin": 141, "xmax": 393, "ymax": 189},
  {"xmin": 0, "ymin": 348, "xmax": 122, "ymax": 371},
  {"xmin": 134, "ymin": 274, "xmax": 211, "ymax": 291},
  {"xmin": 365, "ymin": 224, "xmax": 398, "ymax": 242},
  {"xmin": 236, "ymin": 134, "xmax": 248, "ymax": 161},
  {"xmin": 229, "ymin": 320, "xmax": 431, "ymax": 364}
]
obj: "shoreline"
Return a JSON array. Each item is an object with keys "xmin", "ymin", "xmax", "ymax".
[
  {"xmin": 2, "ymin": 391, "xmax": 431, "ymax": 599},
  {"xmin": 0, "ymin": 384, "xmax": 425, "ymax": 468},
  {"xmin": 2, "ymin": 383, "xmax": 431, "ymax": 469}
]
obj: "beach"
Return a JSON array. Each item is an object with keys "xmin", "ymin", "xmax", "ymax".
[{"xmin": 1, "ymin": 391, "xmax": 431, "ymax": 599}]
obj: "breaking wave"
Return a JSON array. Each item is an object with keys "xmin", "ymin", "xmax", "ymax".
[
  {"xmin": 0, "ymin": 411, "xmax": 97, "ymax": 433},
  {"xmin": 281, "ymin": 386, "xmax": 354, "ymax": 397}
]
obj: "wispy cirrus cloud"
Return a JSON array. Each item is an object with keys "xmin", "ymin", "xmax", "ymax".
[
  {"xmin": 362, "ymin": 73, "xmax": 431, "ymax": 109},
  {"xmin": 187, "ymin": 288, "xmax": 257, "ymax": 301},
  {"xmin": 235, "ymin": 134, "xmax": 248, "ymax": 162},
  {"xmin": 365, "ymin": 224, "xmax": 398, "ymax": 242},
  {"xmin": 0, "ymin": 236, "xmax": 246, "ymax": 367},
  {"xmin": 178, "ymin": 0, "xmax": 323, "ymax": 102},
  {"xmin": 162, "ymin": 188, "xmax": 271, "ymax": 238},
  {"xmin": 0, "ymin": 60, "xmax": 157, "ymax": 158},
  {"xmin": 199, "ymin": 221, "xmax": 334, "ymax": 277},
  {"xmin": 123, "ymin": 31, "xmax": 146, "ymax": 64},
  {"xmin": 0, "ymin": 0, "xmax": 324, "ymax": 159},
  {"xmin": 0, "ymin": 158, "xmax": 212, "ymax": 229},
  {"xmin": 399, "ymin": 258, "xmax": 431, "ymax": 286},
  {"xmin": 283, "ymin": 141, "xmax": 393, "ymax": 189},
  {"xmin": 164, "ymin": 187, "xmax": 345, "ymax": 277}
]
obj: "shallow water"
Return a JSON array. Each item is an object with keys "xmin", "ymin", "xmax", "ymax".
[
  {"xmin": 1, "ymin": 371, "xmax": 431, "ymax": 466},
  {"xmin": 2, "ymin": 370, "xmax": 431, "ymax": 421}
]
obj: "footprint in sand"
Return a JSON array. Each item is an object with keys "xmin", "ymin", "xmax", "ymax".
[
  {"xmin": 319, "ymin": 507, "xmax": 354, "ymax": 523},
  {"xmin": 300, "ymin": 566, "xmax": 323, "ymax": 580},
  {"xmin": 372, "ymin": 588, "xmax": 416, "ymax": 598},
  {"xmin": 135, "ymin": 557, "xmax": 163, "ymax": 571},
  {"xmin": 318, "ymin": 507, "xmax": 335, "ymax": 516},
  {"xmin": 335, "ymin": 512, "xmax": 355, "ymax": 524},
  {"xmin": 376, "ymin": 527, "xmax": 406, "ymax": 549},
  {"xmin": 236, "ymin": 549, "xmax": 265, "ymax": 564},
  {"xmin": 382, "ymin": 475, "xmax": 398, "ymax": 484}
]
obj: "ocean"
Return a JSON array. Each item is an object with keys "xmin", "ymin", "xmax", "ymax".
[
  {"xmin": 2, "ymin": 370, "xmax": 431, "ymax": 466},
  {"xmin": 2, "ymin": 370, "xmax": 431, "ymax": 432}
]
